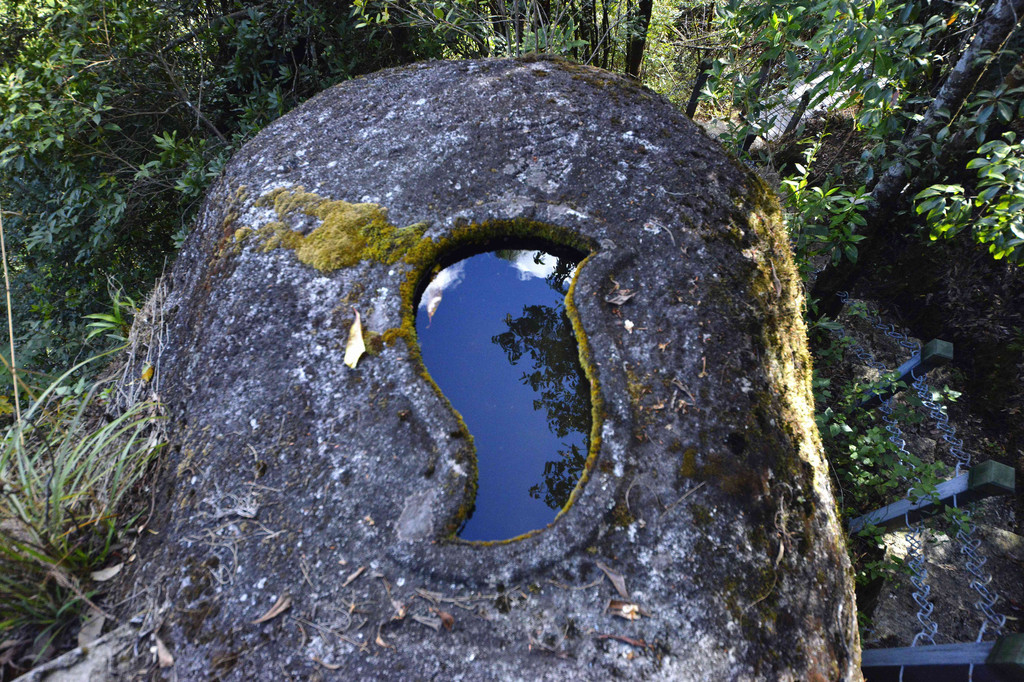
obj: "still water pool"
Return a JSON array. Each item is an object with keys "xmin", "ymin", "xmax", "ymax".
[{"xmin": 416, "ymin": 249, "xmax": 591, "ymax": 541}]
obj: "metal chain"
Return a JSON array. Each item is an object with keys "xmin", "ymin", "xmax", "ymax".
[
  {"xmin": 828, "ymin": 293, "xmax": 939, "ymax": 652},
  {"xmin": 910, "ymin": 369, "xmax": 1006, "ymax": 641},
  {"xmin": 909, "ymin": 371, "xmax": 971, "ymax": 476},
  {"xmin": 879, "ymin": 395, "xmax": 939, "ymax": 651}
]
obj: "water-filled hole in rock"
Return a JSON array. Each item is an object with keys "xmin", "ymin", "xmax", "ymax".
[{"xmin": 415, "ymin": 247, "xmax": 591, "ymax": 541}]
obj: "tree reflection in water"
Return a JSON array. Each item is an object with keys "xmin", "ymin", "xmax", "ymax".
[
  {"xmin": 492, "ymin": 301, "xmax": 591, "ymax": 510},
  {"xmin": 416, "ymin": 248, "xmax": 590, "ymax": 539}
]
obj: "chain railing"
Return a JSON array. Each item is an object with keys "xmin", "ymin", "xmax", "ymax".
[
  {"xmin": 910, "ymin": 368, "xmax": 1006, "ymax": 644},
  {"xmin": 827, "ymin": 293, "xmax": 1016, "ymax": 679}
]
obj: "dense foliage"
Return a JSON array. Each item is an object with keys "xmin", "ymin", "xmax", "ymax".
[
  {"xmin": 3, "ymin": 0, "xmax": 1020, "ymax": 384},
  {"xmin": 0, "ymin": 0, "xmax": 445, "ymax": 377},
  {"xmin": 702, "ymin": 0, "xmax": 1024, "ymax": 272}
]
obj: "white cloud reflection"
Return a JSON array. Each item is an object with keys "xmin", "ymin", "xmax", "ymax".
[
  {"xmin": 419, "ymin": 261, "xmax": 465, "ymax": 322},
  {"xmin": 510, "ymin": 250, "xmax": 562, "ymax": 281},
  {"xmin": 418, "ymin": 251, "xmax": 576, "ymax": 323}
]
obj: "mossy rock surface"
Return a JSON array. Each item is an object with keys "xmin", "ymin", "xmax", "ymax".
[{"xmin": 122, "ymin": 57, "xmax": 859, "ymax": 680}]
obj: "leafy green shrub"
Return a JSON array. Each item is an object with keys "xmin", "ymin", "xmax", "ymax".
[
  {"xmin": 781, "ymin": 141, "xmax": 869, "ymax": 273},
  {"xmin": 810, "ymin": 324, "xmax": 950, "ymax": 593},
  {"xmin": 699, "ymin": 0, "xmax": 1022, "ymax": 270},
  {"xmin": 0, "ymin": 0, "xmax": 444, "ymax": 375},
  {"xmin": 915, "ymin": 131, "xmax": 1024, "ymax": 263}
]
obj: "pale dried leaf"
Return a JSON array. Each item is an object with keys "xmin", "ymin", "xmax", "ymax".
[
  {"xmin": 375, "ymin": 626, "xmax": 394, "ymax": 650},
  {"xmin": 155, "ymin": 636, "xmax": 174, "ymax": 668},
  {"xmin": 342, "ymin": 565, "xmax": 365, "ymax": 587},
  {"xmin": 311, "ymin": 655, "xmax": 342, "ymax": 670},
  {"xmin": 596, "ymin": 561, "xmax": 630, "ymax": 600},
  {"xmin": 1, "ymin": 518, "xmax": 35, "ymax": 544},
  {"xmin": 344, "ymin": 308, "xmax": 365, "ymax": 369},
  {"xmin": 252, "ymin": 594, "xmax": 292, "ymax": 624},
  {"xmin": 0, "ymin": 645, "xmax": 18, "ymax": 668},
  {"xmin": 606, "ymin": 290, "xmax": 636, "ymax": 306},
  {"xmin": 411, "ymin": 614, "xmax": 441, "ymax": 631},
  {"xmin": 604, "ymin": 277, "xmax": 636, "ymax": 306},
  {"xmin": 90, "ymin": 563, "xmax": 123, "ymax": 582},
  {"xmin": 77, "ymin": 612, "xmax": 105, "ymax": 648}
]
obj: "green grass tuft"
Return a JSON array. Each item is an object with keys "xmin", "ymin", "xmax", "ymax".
[{"xmin": 0, "ymin": 353, "xmax": 164, "ymax": 661}]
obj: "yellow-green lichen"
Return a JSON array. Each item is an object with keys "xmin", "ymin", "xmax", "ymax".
[{"xmin": 247, "ymin": 187, "xmax": 428, "ymax": 271}]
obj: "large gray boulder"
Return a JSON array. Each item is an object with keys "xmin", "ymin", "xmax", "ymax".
[{"xmin": 124, "ymin": 56, "xmax": 860, "ymax": 679}]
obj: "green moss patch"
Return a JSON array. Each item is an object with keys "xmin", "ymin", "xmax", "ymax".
[{"xmin": 250, "ymin": 187, "xmax": 428, "ymax": 271}]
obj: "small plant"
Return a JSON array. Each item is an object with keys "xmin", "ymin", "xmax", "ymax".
[
  {"xmin": 810, "ymin": 324, "xmax": 951, "ymax": 594},
  {"xmin": 83, "ymin": 282, "xmax": 137, "ymax": 344},
  {"xmin": 781, "ymin": 141, "xmax": 869, "ymax": 275},
  {"xmin": 0, "ymin": 353, "xmax": 163, "ymax": 662}
]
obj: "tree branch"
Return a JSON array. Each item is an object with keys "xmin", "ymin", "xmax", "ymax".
[
  {"xmin": 155, "ymin": 53, "xmax": 228, "ymax": 143},
  {"xmin": 812, "ymin": 0, "xmax": 1024, "ymax": 310},
  {"xmin": 162, "ymin": 6, "xmax": 266, "ymax": 52},
  {"xmin": 866, "ymin": 0, "xmax": 1024, "ymax": 225}
]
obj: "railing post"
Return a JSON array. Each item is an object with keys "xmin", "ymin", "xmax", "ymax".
[{"xmin": 861, "ymin": 339, "xmax": 954, "ymax": 409}]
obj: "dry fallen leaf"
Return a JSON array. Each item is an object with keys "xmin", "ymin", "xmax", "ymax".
[
  {"xmin": 605, "ymin": 277, "xmax": 637, "ymax": 306},
  {"xmin": 375, "ymin": 625, "xmax": 394, "ymax": 650},
  {"xmin": 606, "ymin": 290, "xmax": 636, "ymax": 306},
  {"xmin": 77, "ymin": 612, "xmax": 105, "ymax": 648},
  {"xmin": 311, "ymin": 655, "xmax": 342, "ymax": 670},
  {"xmin": 344, "ymin": 308, "xmax": 366, "ymax": 369},
  {"xmin": 596, "ymin": 561, "xmax": 630, "ymax": 600},
  {"xmin": 252, "ymin": 594, "xmax": 292, "ymax": 624},
  {"xmin": 90, "ymin": 563, "xmax": 123, "ymax": 582},
  {"xmin": 0, "ymin": 642, "xmax": 21, "ymax": 668},
  {"xmin": 342, "ymin": 565, "xmax": 365, "ymax": 587},
  {"xmin": 155, "ymin": 635, "xmax": 174, "ymax": 668},
  {"xmin": 607, "ymin": 599, "xmax": 643, "ymax": 621},
  {"xmin": 412, "ymin": 614, "xmax": 442, "ymax": 631}
]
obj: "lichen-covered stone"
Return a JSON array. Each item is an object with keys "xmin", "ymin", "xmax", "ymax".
[{"xmin": 120, "ymin": 57, "xmax": 860, "ymax": 680}]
